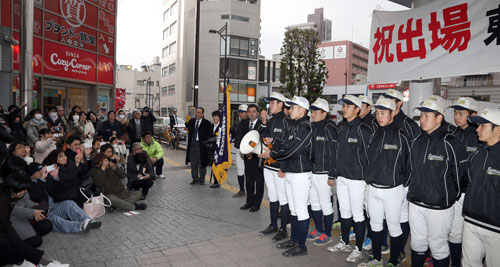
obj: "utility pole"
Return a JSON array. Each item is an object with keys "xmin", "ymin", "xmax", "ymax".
[
  {"xmin": 20, "ymin": 0, "xmax": 34, "ymax": 114},
  {"xmin": 193, "ymin": 0, "xmax": 201, "ymax": 108}
]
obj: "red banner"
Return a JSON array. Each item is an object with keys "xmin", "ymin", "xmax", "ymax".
[
  {"xmin": 97, "ymin": 55, "xmax": 114, "ymax": 85},
  {"xmin": 115, "ymin": 88, "xmax": 126, "ymax": 110},
  {"xmin": 368, "ymin": 83, "xmax": 397, "ymax": 90},
  {"xmin": 43, "ymin": 40, "xmax": 97, "ymax": 82}
]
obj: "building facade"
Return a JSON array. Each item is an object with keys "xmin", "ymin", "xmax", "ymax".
[
  {"xmin": 0, "ymin": 0, "xmax": 116, "ymax": 115},
  {"xmin": 286, "ymin": 8, "xmax": 332, "ymax": 43},
  {"xmin": 160, "ymin": 0, "xmax": 261, "ymax": 119},
  {"xmin": 116, "ymin": 58, "xmax": 161, "ymax": 114}
]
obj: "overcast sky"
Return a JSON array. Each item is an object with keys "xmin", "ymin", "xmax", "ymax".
[{"xmin": 116, "ymin": 0, "xmax": 408, "ymax": 68}]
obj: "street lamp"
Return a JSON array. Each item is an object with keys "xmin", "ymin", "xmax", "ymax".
[{"xmin": 209, "ymin": 23, "xmax": 228, "ymax": 102}]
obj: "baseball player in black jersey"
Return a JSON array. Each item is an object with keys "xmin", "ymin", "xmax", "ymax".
[
  {"xmin": 259, "ymin": 96, "xmax": 313, "ymax": 257},
  {"xmin": 462, "ymin": 108, "xmax": 500, "ymax": 267},
  {"xmin": 358, "ymin": 97, "xmax": 411, "ymax": 267},
  {"xmin": 447, "ymin": 96, "xmax": 480, "ymax": 267},
  {"xmin": 408, "ymin": 98, "xmax": 467, "ymax": 267},
  {"xmin": 383, "ymin": 89, "xmax": 420, "ymax": 140},
  {"xmin": 359, "ymin": 95, "xmax": 378, "ymax": 131},
  {"xmin": 258, "ymin": 92, "xmax": 291, "ymax": 242},
  {"xmin": 327, "ymin": 95, "xmax": 373, "ymax": 263},
  {"xmin": 306, "ymin": 98, "xmax": 337, "ymax": 246}
]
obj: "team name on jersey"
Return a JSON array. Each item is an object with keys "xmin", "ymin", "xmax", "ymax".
[
  {"xmin": 486, "ymin": 167, "xmax": 500, "ymax": 176},
  {"xmin": 383, "ymin": 144, "xmax": 398, "ymax": 150},
  {"xmin": 348, "ymin": 137, "xmax": 358, "ymax": 143},
  {"xmin": 316, "ymin": 136, "xmax": 325, "ymax": 141},
  {"xmin": 273, "ymin": 128, "xmax": 283, "ymax": 133},
  {"xmin": 427, "ymin": 154, "xmax": 444, "ymax": 161},
  {"xmin": 466, "ymin": 146, "xmax": 478, "ymax": 153}
]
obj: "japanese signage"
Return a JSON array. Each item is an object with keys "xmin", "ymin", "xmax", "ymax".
[
  {"xmin": 368, "ymin": 0, "xmax": 500, "ymax": 83},
  {"xmin": 368, "ymin": 83, "xmax": 397, "ymax": 90},
  {"xmin": 43, "ymin": 40, "xmax": 97, "ymax": 83},
  {"xmin": 334, "ymin": 45, "xmax": 347, "ymax": 59}
]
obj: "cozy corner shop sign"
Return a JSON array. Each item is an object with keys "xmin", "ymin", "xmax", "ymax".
[{"xmin": 368, "ymin": 0, "xmax": 500, "ymax": 83}]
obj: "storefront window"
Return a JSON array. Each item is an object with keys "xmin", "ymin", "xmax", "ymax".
[
  {"xmin": 43, "ymin": 88, "xmax": 66, "ymax": 113},
  {"xmin": 97, "ymin": 89, "xmax": 110, "ymax": 115},
  {"xmin": 69, "ymin": 88, "xmax": 87, "ymax": 112}
]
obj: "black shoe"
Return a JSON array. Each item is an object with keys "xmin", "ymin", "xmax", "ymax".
[
  {"xmin": 210, "ymin": 184, "xmax": 220, "ymax": 188},
  {"xmin": 282, "ymin": 246, "xmax": 307, "ymax": 257},
  {"xmin": 249, "ymin": 206, "xmax": 260, "ymax": 212},
  {"xmin": 259, "ymin": 225, "xmax": 278, "ymax": 236},
  {"xmin": 134, "ymin": 203, "xmax": 147, "ymax": 210},
  {"xmin": 199, "ymin": 180, "xmax": 205, "ymax": 185},
  {"xmin": 272, "ymin": 230, "xmax": 288, "ymax": 242},
  {"xmin": 190, "ymin": 180, "xmax": 198, "ymax": 185},
  {"xmin": 276, "ymin": 239, "xmax": 296, "ymax": 249},
  {"xmin": 83, "ymin": 219, "xmax": 102, "ymax": 233},
  {"xmin": 240, "ymin": 204, "xmax": 252, "ymax": 210}
]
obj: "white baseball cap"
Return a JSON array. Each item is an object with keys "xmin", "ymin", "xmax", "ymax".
[
  {"xmin": 286, "ymin": 96, "xmax": 310, "ymax": 110},
  {"xmin": 339, "ymin": 95, "xmax": 362, "ymax": 109},
  {"xmin": 449, "ymin": 97, "xmax": 479, "ymax": 112},
  {"xmin": 284, "ymin": 98, "xmax": 292, "ymax": 107},
  {"xmin": 358, "ymin": 95, "xmax": 373, "ymax": 106},
  {"xmin": 384, "ymin": 89, "xmax": 404, "ymax": 102},
  {"xmin": 468, "ymin": 108, "xmax": 500, "ymax": 126},
  {"xmin": 310, "ymin": 98, "xmax": 329, "ymax": 112},
  {"xmin": 414, "ymin": 98, "xmax": 445, "ymax": 115},
  {"xmin": 373, "ymin": 96, "xmax": 396, "ymax": 111},
  {"xmin": 238, "ymin": 104, "xmax": 248, "ymax": 112},
  {"xmin": 265, "ymin": 92, "xmax": 286, "ymax": 103}
]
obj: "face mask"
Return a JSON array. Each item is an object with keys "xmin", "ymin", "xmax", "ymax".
[
  {"xmin": 73, "ymin": 115, "xmax": 79, "ymax": 121},
  {"xmin": 49, "ymin": 112, "xmax": 58, "ymax": 120},
  {"xmin": 119, "ymin": 114, "xmax": 125, "ymax": 119},
  {"xmin": 34, "ymin": 114, "xmax": 42, "ymax": 120}
]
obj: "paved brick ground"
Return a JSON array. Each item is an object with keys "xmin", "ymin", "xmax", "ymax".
[{"xmin": 39, "ymin": 147, "xmax": 410, "ymax": 267}]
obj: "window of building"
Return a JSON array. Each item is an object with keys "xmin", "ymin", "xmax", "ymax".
[
  {"xmin": 220, "ymin": 14, "xmax": 250, "ymax": 22},
  {"xmin": 168, "ymin": 63, "xmax": 176, "ymax": 74},
  {"xmin": 168, "ymin": 85, "xmax": 175, "ymax": 96},
  {"xmin": 137, "ymin": 80, "xmax": 144, "ymax": 86},
  {"xmin": 230, "ymin": 38, "xmax": 240, "ymax": 56},
  {"xmin": 227, "ymin": 36, "xmax": 257, "ymax": 58},
  {"xmin": 162, "ymin": 47, "xmax": 168, "ymax": 58},
  {"xmin": 163, "ymin": 28, "xmax": 169, "ymax": 40},
  {"xmin": 162, "ymin": 67, "xmax": 168, "ymax": 77},
  {"xmin": 169, "ymin": 42, "xmax": 176, "ymax": 55},
  {"xmin": 163, "ymin": 9, "xmax": 169, "ymax": 21},
  {"xmin": 223, "ymin": 81, "xmax": 256, "ymax": 103},
  {"xmin": 169, "ymin": 21, "xmax": 177, "ymax": 36},
  {"xmin": 161, "ymin": 87, "xmax": 168, "ymax": 97},
  {"xmin": 220, "ymin": 58, "xmax": 258, "ymax": 81},
  {"xmin": 170, "ymin": 1, "xmax": 177, "ymax": 16},
  {"xmin": 156, "ymin": 81, "xmax": 160, "ymax": 87}
]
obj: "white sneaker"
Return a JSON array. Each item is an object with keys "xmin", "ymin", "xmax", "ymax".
[
  {"xmin": 357, "ymin": 258, "xmax": 383, "ymax": 267},
  {"xmin": 346, "ymin": 247, "xmax": 363, "ymax": 263},
  {"xmin": 327, "ymin": 240, "xmax": 352, "ymax": 253},
  {"xmin": 45, "ymin": 260, "xmax": 70, "ymax": 267},
  {"xmin": 156, "ymin": 175, "xmax": 166, "ymax": 179},
  {"xmin": 15, "ymin": 260, "xmax": 36, "ymax": 267}
]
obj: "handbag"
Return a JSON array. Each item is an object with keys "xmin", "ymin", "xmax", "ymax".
[{"xmin": 80, "ymin": 188, "xmax": 112, "ymax": 219}]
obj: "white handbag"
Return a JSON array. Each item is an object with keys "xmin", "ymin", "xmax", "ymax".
[{"xmin": 80, "ymin": 188, "xmax": 112, "ymax": 219}]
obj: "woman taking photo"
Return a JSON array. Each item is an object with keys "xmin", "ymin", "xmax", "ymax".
[{"xmin": 33, "ymin": 129, "xmax": 57, "ymax": 164}]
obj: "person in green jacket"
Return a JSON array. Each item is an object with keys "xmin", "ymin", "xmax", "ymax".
[
  {"xmin": 140, "ymin": 131, "xmax": 165, "ymax": 179},
  {"xmin": 91, "ymin": 153, "xmax": 146, "ymax": 211}
]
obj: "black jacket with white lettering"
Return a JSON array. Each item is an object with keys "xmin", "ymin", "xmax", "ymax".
[
  {"xmin": 393, "ymin": 111, "xmax": 420, "ymax": 140},
  {"xmin": 271, "ymin": 116, "xmax": 313, "ymax": 173},
  {"xmin": 453, "ymin": 124, "xmax": 481, "ymax": 156},
  {"xmin": 361, "ymin": 112, "xmax": 378, "ymax": 132},
  {"xmin": 463, "ymin": 141, "xmax": 500, "ymax": 233},
  {"xmin": 311, "ymin": 118, "xmax": 337, "ymax": 175},
  {"xmin": 332, "ymin": 117, "xmax": 373, "ymax": 180},
  {"xmin": 407, "ymin": 125, "xmax": 468, "ymax": 209},
  {"xmin": 262, "ymin": 111, "xmax": 290, "ymax": 171},
  {"xmin": 365, "ymin": 122, "xmax": 411, "ymax": 188}
]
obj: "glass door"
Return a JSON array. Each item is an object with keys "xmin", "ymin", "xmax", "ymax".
[
  {"xmin": 43, "ymin": 88, "xmax": 67, "ymax": 114},
  {"xmin": 68, "ymin": 87, "xmax": 88, "ymax": 112}
]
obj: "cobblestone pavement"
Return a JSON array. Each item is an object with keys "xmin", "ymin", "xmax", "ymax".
[{"xmin": 39, "ymin": 147, "xmax": 410, "ymax": 267}]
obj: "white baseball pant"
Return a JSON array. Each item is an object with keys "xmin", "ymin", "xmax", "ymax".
[
  {"xmin": 309, "ymin": 174, "xmax": 333, "ymax": 216},
  {"xmin": 409, "ymin": 203, "xmax": 453, "ymax": 260},
  {"xmin": 462, "ymin": 221, "xmax": 500, "ymax": 267},
  {"xmin": 448, "ymin": 193, "xmax": 465, "ymax": 243},
  {"xmin": 367, "ymin": 185, "xmax": 405, "ymax": 237},
  {"xmin": 400, "ymin": 186, "xmax": 409, "ymax": 223},
  {"xmin": 284, "ymin": 172, "xmax": 312, "ymax": 221},
  {"xmin": 263, "ymin": 168, "xmax": 288, "ymax": 205},
  {"xmin": 336, "ymin": 176, "xmax": 366, "ymax": 222},
  {"xmin": 235, "ymin": 148, "xmax": 245, "ymax": 176}
]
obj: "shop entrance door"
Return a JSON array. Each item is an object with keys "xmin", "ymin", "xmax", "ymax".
[
  {"xmin": 42, "ymin": 86, "xmax": 88, "ymax": 115},
  {"xmin": 43, "ymin": 87, "xmax": 67, "ymax": 113}
]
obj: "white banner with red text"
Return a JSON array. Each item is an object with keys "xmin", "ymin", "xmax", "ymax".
[{"xmin": 368, "ymin": 0, "xmax": 500, "ymax": 83}]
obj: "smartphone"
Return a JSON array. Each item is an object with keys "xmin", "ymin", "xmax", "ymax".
[
  {"xmin": 46, "ymin": 165, "xmax": 55, "ymax": 172},
  {"xmin": 77, "ymin": 149, "xmax": 82, "ymax": 155}
]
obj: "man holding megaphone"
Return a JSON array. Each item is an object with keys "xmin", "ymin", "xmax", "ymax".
[{"xmin": 259, "ymin": 96, "xmax": 313, "ymax": 257}]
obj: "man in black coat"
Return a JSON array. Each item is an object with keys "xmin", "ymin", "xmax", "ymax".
[
  {"xmin": 127, "ymin": 110, "xmax": 146, "ymax": 144},
  {"xmin": 169, "ymin": 109, "xmax": 179, "ymax": 130},
  {"xmin": 185, "ymin": 107, "xmax": 212, "ymax": 185},
  {"xmin": 141, "ymin": 106, "xmax": 156, "ymax": 135}
]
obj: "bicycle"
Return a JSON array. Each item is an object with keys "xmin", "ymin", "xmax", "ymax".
[{"xmin": 164, "ymin": 128, "xmax": 178, "ymax": 149}]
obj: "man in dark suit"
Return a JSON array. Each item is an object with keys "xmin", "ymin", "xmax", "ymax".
[
  {"xmin": 127, "ymin": 110, "xmax": 146, "ymax": 144},
  {"xmin": 141, "ymin": 106, "xmax": 156, "ymax": 134},
  {"xmin": 186, "ymin": 107, "xmax": 212, "ymax": 185},
  {"xmin": 240, "ymin": 104, "xmax": 266, "ymax": 212},
  {"xmin": 169, "ymin": 109, "xmax": 179, "ymax": 130},
  {"xmin": 209, "ymin": 110, "xmax": 222, "ymax": 188}
]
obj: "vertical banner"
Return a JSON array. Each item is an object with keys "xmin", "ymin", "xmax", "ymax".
[
  {"xmin": 212, "ymin": 84, "xmax": 232, "ymax": 184},
  {"xmin": 115, "ymin": 88, "xmax": 126, "ymax": 110},
  {"xmin": 368, "ymin": 0, "xmax": 500, "ymax": 82}
]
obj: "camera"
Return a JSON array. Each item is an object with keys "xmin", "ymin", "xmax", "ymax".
[{"xmin": 109, "ymin": 158, "xmax": 118, "ymax": 164}]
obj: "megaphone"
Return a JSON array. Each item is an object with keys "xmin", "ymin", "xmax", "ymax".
[{"xmin": 240, "ymin": 130, "xmax": 267, "ymax": 154}]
